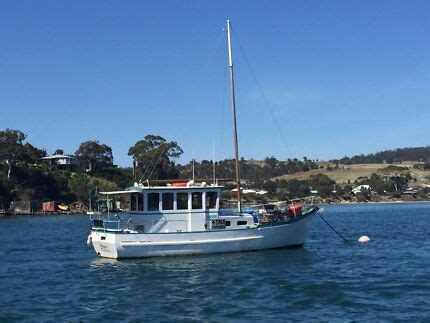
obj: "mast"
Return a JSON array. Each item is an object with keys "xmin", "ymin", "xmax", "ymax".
[
  {"xmin": 132, "ymin": 158, "xmax": 137, "ymax": 183},
  {"xmin": 226, "ymin": 20, "xmax": 242, "ymax": 213}
]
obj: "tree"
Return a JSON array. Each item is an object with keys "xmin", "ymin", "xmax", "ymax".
[
  {"xmin": 54, "ymin": 149, "xmax": 64, "ymax": 155},
  {"xmin": 262, "ymin": 180, "xmax": 276, "ymax": 194},
  {"xmin": 0, "ymin": 178, "xmax": 13, "ymax": 207},
  {"xmin": 368, "ymin": 173, "xmax": 389, "ymax": 195},
  {"xmin": 356, "ymin": 188, "xmax": 371, "ymax": 202},
  {"xmin": 128, "ymin": 135, "xmax": 183, "ymax": 180},
  {"xmin": 68, "ymin": 173, "xmax": 91, "ymax": 202},
  {"xmin": 22, "ymin": 143, "xmax": 46, "ymax": 164},
  {"xmin": 308, "ymin": 174, "xmax": 336, "ymax": 198},
  {"xmin": 0, "ymin": 129, "xmax": 26, "ymax": 180},
  {"xmin": 75, "ymin": 141, "xmax": 113, "ymax": 173}
]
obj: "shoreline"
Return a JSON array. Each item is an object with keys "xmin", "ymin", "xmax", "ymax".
[
  {"xmin": 2, "ymin": 200, "xmax": 430, "ymax": 217},
  {"xmin": 318, "ymin": 200, "xmax": 430, "ymax": 206}
]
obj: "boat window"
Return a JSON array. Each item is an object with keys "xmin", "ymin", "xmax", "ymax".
[
  {"xmin": 177, "ymin": 192, "xmax": 188, "ymax": 210},
  {"xmin": 148, "ymin": 193, "xmax": 160, "ymax": 211},
  {"xmin": 137, "ymin": 193, "xmax": 144, "ymax": 211},
  {"xmin": 130, "ymin": 193, "xmax": 138, "ymax": 211},
  {"xmin": 225, "ymin": 221, "xmax": 231, "ymax": 227},
  {"xmin": 206, "ymin": 191, "xmax": 218, "ymax": 209},
  {"xmin": 162, "ymin": 193, "xmax": 174, "ymax": 210},
  {"xmin": 237, "ymin": 220, "xmax": 248, "ymax": 226},
  {"xmin": 192, "ymin": 192, "xmax": 202, "ymax": 209}
]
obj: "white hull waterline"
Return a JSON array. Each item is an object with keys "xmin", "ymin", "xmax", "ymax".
[{"xmin": 89, "ymin": 212, "xmax": 316, "ymax": 259}]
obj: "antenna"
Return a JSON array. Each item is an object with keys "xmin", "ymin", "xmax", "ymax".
[
  {"xmin": 192, "ymin": 153, "xmax": 195, "ymax": 181},
  {"xmin": 212, "ymin": 140, "xmax": 216, "ymax": 185}
]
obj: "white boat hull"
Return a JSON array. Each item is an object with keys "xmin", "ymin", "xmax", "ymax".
[{"xmin": 89, "ymin": 213, "xmax": 316, "ymax": 259}]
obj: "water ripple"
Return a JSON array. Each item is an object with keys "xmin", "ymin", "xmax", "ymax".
[{"xmin": 0, "ymin": 204, "xmax": 429, "ymax": 320}]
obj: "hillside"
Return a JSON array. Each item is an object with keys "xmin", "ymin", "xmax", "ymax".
[
  {"xmin": 274, "ymin": 162, "xmax": 430, "ymax": 187},
  {"xmin": 333, "ymin": 147, "xmax": 430, "ymax": 164},
  {"xmin": 1, "ymin": 127, "xmax": 429, "ymax": 208}
]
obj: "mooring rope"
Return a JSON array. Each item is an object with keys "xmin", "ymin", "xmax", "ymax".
[{"xmin": 318, "ymin": 213, "xmax": 350, "ymax": 243}]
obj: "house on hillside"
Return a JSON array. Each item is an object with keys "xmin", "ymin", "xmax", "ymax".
[
  {"xmin": 42, "ymin": 154, "xmax": 76, "ymax": 166},
  {"xmin": 403, "ymin": 187, "xmax": 419, "ymax": 195},
  {"xmin": 352, "ymin": 185, "xmax": 371, "ymax": 195},
  {"xmin": 231, "ymin": 188, "xmax": 268, "ymax": 195}
]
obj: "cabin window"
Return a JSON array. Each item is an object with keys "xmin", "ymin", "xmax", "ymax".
[
  {"xmin": 130, "ymin": 193, "xmax": 138, "ymax": 211},
  {"xmin": 177, "ymin": 193, "xmax": 188, "ymax": 210},
  {"xmin": 206, "ymin": 192, "xmax": 218, "ymax": 209},
  {"xmin": 137, "ymin": 193, "xmax": 144, "ymax": 211},
  {"xmin": 192, "ymin": 192, "xmax": 202, "ymax": 209},
  {"xmin": 237, "ymin": 220, "xmax": 248, "ymax": 226},
  {"xmin": 148, "ymin": 193, "xmax": 160, "ymax": 211},
  {"xmin": 225, "ymin": 221, "xmax": 231, "ymax": 227},
  {"xmin": 162, "ymin": 193, "xmax": 174, "ymax": 210}
]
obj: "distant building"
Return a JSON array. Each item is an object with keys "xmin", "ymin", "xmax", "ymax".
[
  {"xmin": 42, "ymin": 154, "xmax": 76, "ymax": 166},
  {"xmin": 11, "ymin": 200, "xmax": 39, "ymax": 214},
  {"xmin": 231, "ymin": 188, "xmax": 268, "ymax": 195},
  {"xmin": 352, "ymin": 185, "xmax": 371, "ymax": 195},
  {"xmin": 403, "ymin": 187, "xmax": 419, "ymax": 195}
]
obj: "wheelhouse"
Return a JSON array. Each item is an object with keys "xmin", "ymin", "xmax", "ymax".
[
  {"xmin": 95, "ymin": 183, "xmax": 238, "ymax": 234},
  {"xmin": 128, "ymin": 187, "xmax": 220, "ymax": 214}
]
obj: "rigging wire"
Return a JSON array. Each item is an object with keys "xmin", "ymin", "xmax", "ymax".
[
  {"xmin": 146, "ymin": 143, "xmax": 171, "ymax": 181},
  {"xmin": 232, "ymin": 29, "xmax": 291, "ymax": 155},
  {"xmin": 139, "ymin": 31, "xmax": 227, "ymax": 183},
  {"xmin": 185, "ymin": 29, "xmax": 226, "ymax": 164},
  {"xmin": 139, "ymin": 143, "xmax": 165, "ymax": 182}
]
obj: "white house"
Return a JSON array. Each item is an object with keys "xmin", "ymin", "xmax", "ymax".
[
  {"xmin": 231, "ymin": 188, "xmax": 268, "ymax": 195},
  {"xmin": 352, "ymin": 185, "xmax": 371, "ymax": 195},
  {"xmin": 42, "ymin": 154, "xmax": 76, "ymax": 166}
]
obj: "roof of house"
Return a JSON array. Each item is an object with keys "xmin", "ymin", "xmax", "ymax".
[{"xmin": 42, "ymin": 154, "xmax": 75, "ymax": 160}]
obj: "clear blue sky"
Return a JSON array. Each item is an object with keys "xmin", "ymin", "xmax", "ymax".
[{"xmin": 1, "ymin": 1, "xmax": 429, "ymax": 167}]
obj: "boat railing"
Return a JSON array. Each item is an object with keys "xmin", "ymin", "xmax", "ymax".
[
  {"xmin": 286, "ymin": 196, "xmax": 316, "ymax": 213},
  {"xmin": 90, "ymin": 213, "xmax": 189, "ymax": 232},
  {"xmin": 221, "ymin": 196, "xmax": 317, "ymax": 223},
  {"xmin": 90, "ymin": 212, "xmax": 131, "ymax": 231},
  {"xmin": 246, "ymin": 196, "xmax": 314, "ymax": 211}
]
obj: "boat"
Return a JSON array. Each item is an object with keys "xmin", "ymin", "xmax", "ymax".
[
  {"xmin": 57, "ymin": 204, "xmax": 69, "ymax": 211},
  {"xmin": 87, "ymin": 20, "xmax": 320, "ymax": 259}
]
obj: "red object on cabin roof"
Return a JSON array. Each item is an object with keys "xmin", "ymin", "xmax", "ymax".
[{"xmin": 170, "ymin": 182, "xmax": 188, "ymax": 187}]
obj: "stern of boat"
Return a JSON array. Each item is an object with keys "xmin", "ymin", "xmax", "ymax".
[{"xmin": 88, "ymin": 230, "xmax": 119, "ymax": 259}]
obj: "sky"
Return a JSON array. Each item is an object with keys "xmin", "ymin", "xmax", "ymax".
[{"xmin": 1, "ymin": 1, "xmax": 429, "ymax": 167}]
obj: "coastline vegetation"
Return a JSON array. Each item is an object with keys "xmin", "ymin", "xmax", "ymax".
[{"xmin": 0, "ymin": 128, "xmax": 429, "ymax": 212}]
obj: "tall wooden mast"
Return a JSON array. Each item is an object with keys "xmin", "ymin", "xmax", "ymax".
[{"xmin": 226, "ymin": 20, "xmax": 242, "ymax": 213}]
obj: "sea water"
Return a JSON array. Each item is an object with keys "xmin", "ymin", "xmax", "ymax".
[{"xmin": 0, "ymin": 203, "xmax": 429, "ymax": 321}]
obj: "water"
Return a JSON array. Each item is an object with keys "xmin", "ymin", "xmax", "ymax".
[{"xmin": 0, "ymin": 203, "xmax": 429, "ymax": 321}]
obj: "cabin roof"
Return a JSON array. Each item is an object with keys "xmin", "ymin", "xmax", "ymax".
[
  {"xmin": 127, "ymin": 185, "xmax": 223, "ymax": 191},
  {"xmin": 99, "ymin": 184, "xmax": 223, "ymax": 195}
]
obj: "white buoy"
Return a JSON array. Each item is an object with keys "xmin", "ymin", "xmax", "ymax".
[{"xmin": 358, "ymin": 235, "xmax": 370, "ymax": 243}]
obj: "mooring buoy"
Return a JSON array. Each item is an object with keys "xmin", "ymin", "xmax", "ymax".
[{"xmin": 358, "ymin": 235, "xmax": 370, "ymax": 243}]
